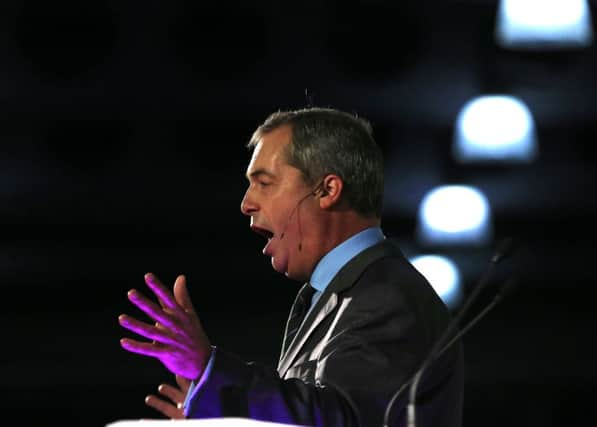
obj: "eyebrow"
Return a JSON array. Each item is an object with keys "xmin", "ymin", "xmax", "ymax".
[{"xmin": 246, "ymin": 168, "xmax": 276, "ymax": 180}]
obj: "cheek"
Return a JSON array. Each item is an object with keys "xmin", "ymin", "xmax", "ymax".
[{"xmin": 271, "ymin": 201, "xmax": 294, "ymax": 229}]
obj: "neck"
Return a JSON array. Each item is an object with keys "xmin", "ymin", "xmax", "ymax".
[
  {"xmin": 329, "ymin": 215, "xmax": 379, "ymax": 249},
  {"xmin": 310, "ymin": 211, "xmax": 380, "ymax": 268}
]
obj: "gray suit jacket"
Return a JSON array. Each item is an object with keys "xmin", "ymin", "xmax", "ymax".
[{"xmin": 186, "ymin": 239, "xmax": 464, "ymax": 426}]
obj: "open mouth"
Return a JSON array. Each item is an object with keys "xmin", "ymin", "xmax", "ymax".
[{"xmin": 251, "ymin": 225, "xmax": 274, "ymax": 240}]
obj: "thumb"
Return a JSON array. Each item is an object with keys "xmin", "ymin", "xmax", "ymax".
[{"xmin": 173, "ymin": 275, "xmax": 196, "ymax": 313}]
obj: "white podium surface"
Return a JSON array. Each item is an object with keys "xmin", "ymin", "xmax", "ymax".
[{"xmin": 106, "ymin": 419, "xmax": 303, "ymax": 427}]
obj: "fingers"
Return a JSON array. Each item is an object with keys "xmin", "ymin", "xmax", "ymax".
[
  {"xmin": 127, "ymin": 289, "xmax": 178, "ymax": 329},
  {"xmin": 175, "ymin": 374, "xmax": 191, "ymax": 392},
  {"xmin": 120, "ymin": 272, "xmax": 211, "ymax": 379},
  {"xmin": 173, "ymin": 275, "xmax": 197, "ymax": 314},
  {"xmin": 119, "ymin": 315, "xmax": 178, "ymax": 346},
  {"xmin": 120, "ymin": 338, "xmax": 167, "ymax": 357},
  {"xmin": 145, "ymin": 379, "xmax": 187, "ymax": 420},
  {"xmin": 145, "ymin": 394, "xmax": 185, "ymax": 419},
  {"xmin": 158, "ymin": 383, "xmax": 186, "ymax": 403},
  {"xmin": 145, "ymin": 273, "xmax": 178, "ymax": 310}
]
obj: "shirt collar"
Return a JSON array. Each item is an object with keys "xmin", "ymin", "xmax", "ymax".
[{"xmin": 310, "ymin": 226, "xmax": 385, "ymax": 293}]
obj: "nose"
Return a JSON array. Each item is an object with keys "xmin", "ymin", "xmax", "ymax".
[{"xmin": 240, "ymin": 188, "xmax": 258, "ymax": 216}]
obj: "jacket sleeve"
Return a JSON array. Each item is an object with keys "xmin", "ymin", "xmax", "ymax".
[{"xmin": 184, "ymin": 347, "xmax": 361, "ymax": 426}]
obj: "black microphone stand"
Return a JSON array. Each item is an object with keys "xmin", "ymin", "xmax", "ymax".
[{"xmin": 382, "ymin": 238, "xmax": 516, "ymax": 427}]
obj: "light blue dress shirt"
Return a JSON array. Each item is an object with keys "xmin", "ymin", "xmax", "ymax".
[
  {"xmin": 306, "ymin": 226, "xmax": 385, "ymax": 314},
  {"xmin": 183, "ymin": 226, "xmax": 385, "ymax": 415}
]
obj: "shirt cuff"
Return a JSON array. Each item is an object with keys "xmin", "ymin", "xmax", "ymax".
[{"xmin": 182, "ymin": 346, "xmax": 217, "ymax": 417}]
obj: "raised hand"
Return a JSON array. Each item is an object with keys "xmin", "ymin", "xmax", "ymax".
[
  {"xmin": 145, "ymin": 374, "xmax": 191, "ymax": 419},
  {"xmin": 119, "ymin": 273, "xmax": 212, "ymax": 380}
]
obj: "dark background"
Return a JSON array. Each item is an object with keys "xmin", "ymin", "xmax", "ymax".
[{"xmin": 1, "ymin": 0, "xmax": 596, "ymax": 426}]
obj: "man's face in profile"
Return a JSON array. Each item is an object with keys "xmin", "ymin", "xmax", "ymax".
[{"xmin": 241, "ymin": 125, "xmax": 321, "ymax": 281}]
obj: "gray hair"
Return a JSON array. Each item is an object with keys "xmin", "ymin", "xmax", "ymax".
[{"xmin": 248, "ymin": 107, "xmax": 384, "ymax": 218}]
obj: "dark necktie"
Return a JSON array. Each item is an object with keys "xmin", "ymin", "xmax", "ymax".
[{"xmin": 281, "ymin": 283, "xmax": 316, "ymax": 355}]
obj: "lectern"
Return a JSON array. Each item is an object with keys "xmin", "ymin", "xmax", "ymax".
[{"xmin": 106, "ymin": 419, "xmax": 303, "ymax": 427}]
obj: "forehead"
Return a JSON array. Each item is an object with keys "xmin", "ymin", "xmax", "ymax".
[{"xmin": 247, "ymin": 125, "xmax": 292, "ymax": 173}]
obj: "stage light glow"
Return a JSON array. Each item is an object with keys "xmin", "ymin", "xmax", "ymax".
[
  {"xmin": 496, "ymin": 0, "xmax": 594, "ymax": 48},
  {"xmin": 410, "ymin": 255, "xmax": 462, "ymax": 309},
  {"xmin": 417, "ymin": 185, "xmax": 492, "ymax": 246},
  {"xmin": 453, "ymin": 95, "xmax": 537, "ymax": 163}
]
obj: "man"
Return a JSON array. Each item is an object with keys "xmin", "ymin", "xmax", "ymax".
[{"xmin": 119, "ymin": 107, "xmax": 464, "ymax": 426}]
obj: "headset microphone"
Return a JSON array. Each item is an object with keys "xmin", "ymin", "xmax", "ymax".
[{"xmin": 279, "ymin": 182, "xmax": 325, "ymax": 250}]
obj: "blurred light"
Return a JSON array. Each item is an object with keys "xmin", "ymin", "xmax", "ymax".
[
  {"xmin": 410, "ymin": 255, "xmax": 462, "ymax": 309},
  {"xmin": 453, "ymin": 95, "xmax": 537, "ymax": 163},
  {"xmin": 417, "ymin": 185, "xmax": 492, "ymax": 246},
  {"xmin": 496, "ymin": 0, "xmax": 594, "ymax": 49}
]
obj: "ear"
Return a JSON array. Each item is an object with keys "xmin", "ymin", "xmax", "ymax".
[{"xmin": 318, "ymin": 174, "xmax": 343, "ymax": 210}]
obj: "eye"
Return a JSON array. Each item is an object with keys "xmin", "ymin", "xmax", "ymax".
[{"xmin": 258, "ymin": 181, "xmax": 271, "ymax": 188}]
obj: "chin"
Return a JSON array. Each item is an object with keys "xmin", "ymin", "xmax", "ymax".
[
  {"xmin": 271, "ymin": 250, "xmax": 308, "ymax": 282},
  {"xmin": 271, "ymin": 256, "xmax": 288, "ymax": 276},
  {"xmin": 271, "ymin": 258, "xmax": 299, "ymax": 281},
  {"xmin": 284, "ymin": 264, "xmax": 310, "ymax": 282}
]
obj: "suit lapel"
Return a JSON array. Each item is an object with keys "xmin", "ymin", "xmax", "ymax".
[
  {"xmin": 277, "ymin": 292, "xmax": 338, "ymax": 374},
  {"xmin": 277, "ymin": 239, "xmax": 402, "ymax": 376}
]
